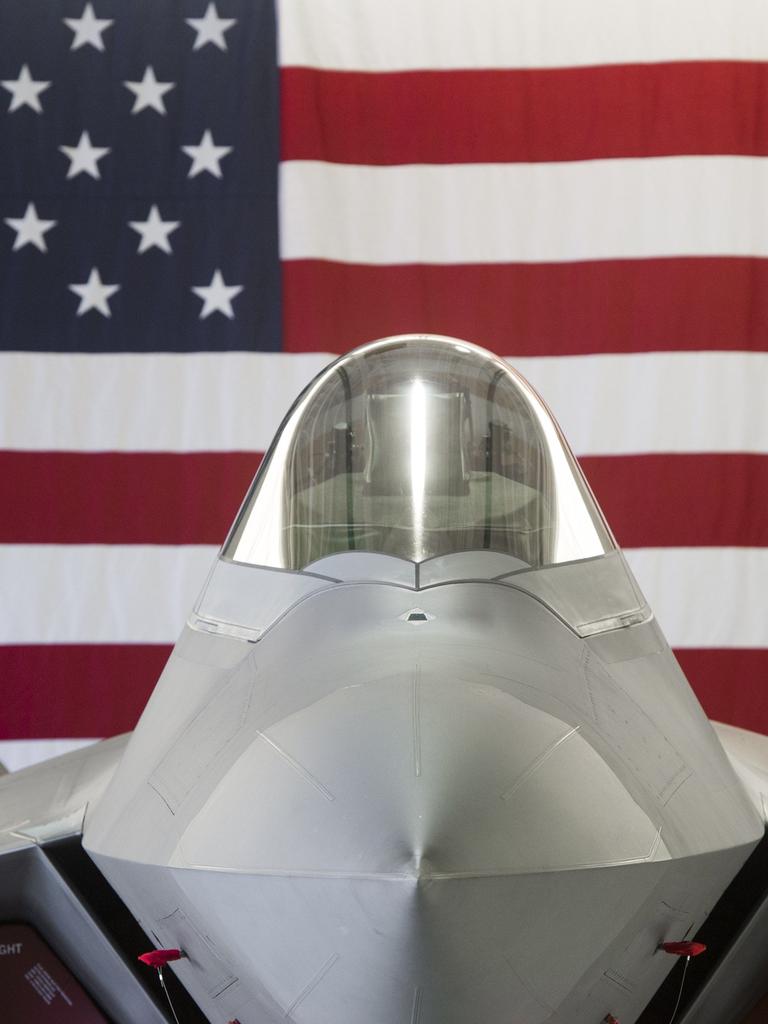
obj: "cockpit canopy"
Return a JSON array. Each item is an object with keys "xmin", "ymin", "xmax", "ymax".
[{"xmin": 225, "ymin": 336, "xmax": 613, "ymax": 571}]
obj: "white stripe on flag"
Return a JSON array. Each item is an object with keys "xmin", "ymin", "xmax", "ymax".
[
  {"xmin": 625, "ymin": 548, "xmax": 768, "ymax": 649},
  {"xmin": 0, "ymin": 545, "xmax": 216, "ymax": 644},
  {"xmin": 0, "ymin": 351, "xmax": 331, "ymax": 453},
  {"xmin": 281, "ymin": 158, "xmax": 768, "ymax": 265},
  {"xmin": 3, "ymin": 351, "xmax": 768, "ymax": 456},
  {"xmin": 513, "ymin": 352, "xmax": 768, "ymax": 457},
  {"xmin": 0, "ymin": 739, "xmax": 98, "ymax": 775},
  {"xmin": 1, "ymin": 544, "xmax": 766, "ymax": 648},
  {"xmin": 278, "ymin": 0, "xmax": 768, "ymax": 70}
]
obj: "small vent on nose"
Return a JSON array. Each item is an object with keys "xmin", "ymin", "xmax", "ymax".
[{"xmin": 399, "ymin": 608, "xmax": 435, "ymax": 623}]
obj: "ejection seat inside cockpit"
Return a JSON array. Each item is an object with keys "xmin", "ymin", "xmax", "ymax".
[{"xmin": 362, "ymin": 390, "xmax": 470, "ymax": 498}]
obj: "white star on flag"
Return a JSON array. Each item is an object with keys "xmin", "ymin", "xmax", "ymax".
[
  {"xmin": 4, "ymin": 203, "xmax": 58, "ymax": 253},
  {"xmin": 1, "ymin": 65, "xmax": 51, "ymax": 114},
  {"xmin": 123, "ymin": 67, "xmax": 175, "ymax": 116},
  {"xmin": 63, "ymin": 3, "xmax": 114, "ymax": 52},
  {"xmin": 128, "ymin": 206, "xmax": 181, "ymax": 254},
  {"xmin": 182, "ymin": 130, "xmax": 233, "ymax": 179},
  {"xmin": 69, "ymin": 268, "xmax": 120, "ymax": 317},
  {"xmin": 59, "ymin": 131, "xmax": 111, "ymax": 180},
  {"xmin": 186, "ymin": 3, "xmax": 237, "ymax": 51},
  {"xmin": 192, "ymin": 269, "xmax": 243, "ymax": 319}
]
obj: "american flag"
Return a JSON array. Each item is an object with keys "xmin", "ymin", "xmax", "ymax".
[{"xmin": 2, "ymin": 0, "xmax": 767, "ymax": 771}]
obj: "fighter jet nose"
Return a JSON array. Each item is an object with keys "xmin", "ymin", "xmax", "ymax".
[
  {"xmin": 165, "ymin": 672, "xmax": 665, "ymax": 1023},
  {"xmin": 75, "ymin": 333, "xmax": 761, "ymax": 1023},
  {"xmin": 175, "ymin": 671, "xmax": 661, "ymax": 878}
]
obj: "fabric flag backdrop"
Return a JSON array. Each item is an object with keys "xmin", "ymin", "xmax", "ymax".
[{"xmin": 1, "ymin": 0, "xmax": 767, "ymax": 771}]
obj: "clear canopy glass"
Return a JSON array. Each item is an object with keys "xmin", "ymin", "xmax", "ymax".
[{"xmin": 225, "ymin": 336, "xmax": 613, "ymax": 571}]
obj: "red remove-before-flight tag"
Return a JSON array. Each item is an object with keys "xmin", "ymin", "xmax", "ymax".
[
  {"xmin": 0, "ymin": 922, "xmax": 109, "ymax": 1023},
  {"xmin": 659, "ymin": 941, "xmax": 707, "ymax": 957},
  {"xmin": 138, "ymin": 948, "xmax": 183, "ymax": 968}
]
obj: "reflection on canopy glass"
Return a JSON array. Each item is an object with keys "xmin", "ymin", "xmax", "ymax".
[{"xmin": 225, "ymin": 336, "xmax": 613, "ymax": 570}]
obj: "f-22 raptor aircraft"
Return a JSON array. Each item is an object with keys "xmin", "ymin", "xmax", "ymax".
[{"xmin": 1, "ymin": 335, "xmax": 768, "ymax": 1024}]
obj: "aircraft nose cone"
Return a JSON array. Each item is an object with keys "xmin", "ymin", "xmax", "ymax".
[
  {"xmin": 164, "ymin": 672, "xmax": 667, "ymax": 1023},
  {"xmin": 167, "ymin": 672, "xmax": 666, "ymax": 1023},
  {"xmin": 176, "ymin": 671, "xmax": 661, "ymax": 879}
]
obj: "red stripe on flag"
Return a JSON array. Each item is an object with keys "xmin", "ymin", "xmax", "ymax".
[
  {"xmin": 282, "ymin": 258, "xmax": 768, "ymax": 357},
  {"xmin": 0, "ymin": 645, "xmax": 172, "ymax": 738},
  {"xmin": 580, "ymin": 454, "xmax": 768, "ymax": 549},
  {"xmin": 0, "ymin": 645, "xmax": 765, "ymax": 738},
  {"xmin": 3, "ymin": 451, "xmax": 768, "ymax": 548},
  {"xmin": 1, "ymin": 451, "xmax": 261, "ymax": 545},
  {"xmin": 676, "ymin": 649, "xmax": 768, "ymax": 734},
  {"xmin": 282, "ymin": 62, "xmax": 768, "ymax": 165}
]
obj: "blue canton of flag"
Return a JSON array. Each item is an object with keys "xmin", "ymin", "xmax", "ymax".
[{"xmin": 0, "ymin": 0, "xmax": 281, "ymax": 353}]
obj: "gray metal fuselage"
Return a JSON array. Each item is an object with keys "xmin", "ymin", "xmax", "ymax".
[{"xmin": 83, "ymin": 550, "xmax": 762, "ymax": 1024}]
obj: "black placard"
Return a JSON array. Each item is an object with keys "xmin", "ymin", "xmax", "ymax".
[{"xmin": 0, "ymin": 923, "xmax": 109, "ymax": 1022}]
